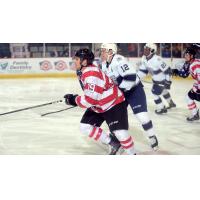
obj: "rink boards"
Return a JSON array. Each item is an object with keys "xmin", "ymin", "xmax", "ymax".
[
  {"xmin": 0, "ymin": 57, "xmax": 76, "ymax": 79},
  {"xmin": 0, "ymin": 57, "xmax": 188, "ymax": 79}
]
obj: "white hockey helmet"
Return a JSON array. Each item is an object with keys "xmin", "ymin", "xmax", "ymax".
[
  {"xmin": 144, "ymin": 43, "xmax": 157, "ymax": 53},
  {"xmin": 101, "ymin": 43, "xmax": 118, "ymax": 54}
]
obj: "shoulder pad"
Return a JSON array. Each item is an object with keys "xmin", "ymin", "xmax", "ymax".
[
  {"xmin": 116, "ymin": 57, "xmax": 122, "ymax": 62},
  {"xmin": 156, "ymin": 55, "xmax": 162, "ymax": 62},
  {"xmin": 191, "ymin": 60, "xmax": 200, "ymax": 67},
  {"xmin": 114, "ymin": 54, "xmax": 125, "ymax": 62},
  {"xmin": 141, "ymin": 55, "xmax": 147, "ymax": 62}
]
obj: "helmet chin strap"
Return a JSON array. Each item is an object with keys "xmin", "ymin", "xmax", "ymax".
[
  {"xmin": 146, "ymin": 52, "xmax": 154, "ymax": 60},
  {"xmin": 80, "ymin": 59, "xmax": 87, "ymax": 70},
  {"xmin": 105, "ymin": 54, "xmax": 115, "ymax": 69},
  {"xmin": 107, "ymin": 53, "xmax": 115, "ymax": 63}
]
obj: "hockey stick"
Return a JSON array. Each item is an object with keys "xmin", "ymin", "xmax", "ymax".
[
  {"xmin": 41, "ymin": 106, "xmax": 76, "ymax": 117},
  {"xmin": 0, "ymin": 99, "xmax": 63, "ymax": 116}
]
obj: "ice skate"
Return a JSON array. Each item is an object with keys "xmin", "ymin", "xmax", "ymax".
[
  {"xmin": 108, "ymin": 133, "xmax": 121, "ymax": 155},
  {"xmin": 149, "ymin": 135, "xmax": 159, "ymax": 151},
  {"xmin": 155, "ymin": 107, "xmax": 168, "ymax": 114},
  {"xmin": 186, "ymin": 110, "xmax": 199, "ymax": 122},
  {"xmin": 166, "ymin": 100, "xmax": 176, "ymax": 109}
]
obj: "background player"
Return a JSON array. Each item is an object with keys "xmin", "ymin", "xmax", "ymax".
[
  {"xmin": 100, "ymin": 43, "xmax": 158, "ymax": 150},
  {"xmin": 64, "ymin": 48, "xmax": 136, "ymax": 155},
  {"xmin": 137, "ymin": 43, "xmax": 176, "ymax": 114},
  {"xmin": 172, "ymin": 47, "xmax": 200, "ymax": 121}
]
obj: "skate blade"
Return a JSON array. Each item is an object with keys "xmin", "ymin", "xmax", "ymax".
[
  {"xmin": 152, "ymin": 146, "xmax": 159, "ymax": 151},
  {"xmin": 118, "ymin": 147, "xmax": 125, "ymax": 155}
]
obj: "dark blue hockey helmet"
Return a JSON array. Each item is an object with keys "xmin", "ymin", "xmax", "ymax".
[
  {"xmin": 185, "ymin": 47, "xmax": 196, "ymax": 57},
  {"xmin": 75, "ymin": 48, "xmax": 94, "ymax": 65}
]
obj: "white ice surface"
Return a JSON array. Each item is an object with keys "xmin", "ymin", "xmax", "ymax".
[{"xmin": 0, "ymin": 78, "xmax": 199, "ymax": 155}]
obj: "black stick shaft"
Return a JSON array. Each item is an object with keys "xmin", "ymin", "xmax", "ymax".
[
  {"xmin": 41, "ymin": 106, "xmax": 75, "ymax": 117},
  {"xmin": 0, "ymin": 100, "xmax": 63, "ymax": 116}
]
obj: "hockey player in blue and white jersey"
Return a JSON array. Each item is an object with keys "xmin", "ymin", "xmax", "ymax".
[
  {"xmin": 100, "ymin": 43, "xmax": 158, "ymax": 150},
  {"xmin": 137, "ymin": 43, "xmax": 176, "ymax": 114}
]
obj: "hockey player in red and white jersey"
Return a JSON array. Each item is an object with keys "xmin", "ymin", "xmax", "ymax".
[
  {"xmin": 172, "ymin": 47, "xmax": 200, "ymax": 121},
  {"xmin": 63, "ymin": 48, "xmax": 136, "ymax": 155},
  {"xmin": 138, "ymin": 43, "xmax": 176, "ymax": 114}
]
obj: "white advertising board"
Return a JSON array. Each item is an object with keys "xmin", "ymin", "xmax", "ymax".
[
  {"xmin": 0, "ymin": 57, "xmax": 185, "ymax": 78},
  {"xmin": 0, "ymin": 57, "xmax": 76, "ymax": 78}
]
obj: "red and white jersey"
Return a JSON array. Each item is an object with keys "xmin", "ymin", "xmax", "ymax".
[
  {"xmin": 75, "ymin": 65, "xmax": 125, "ymax": 113},
  {"xmin": 189, "ymin": 59, "xmax": 200, "ymax": 91}
]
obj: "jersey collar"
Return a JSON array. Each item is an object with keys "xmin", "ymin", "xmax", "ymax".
[{"xmin": 106, "ymin": 54, "xmax": 115, "ymax": 68}]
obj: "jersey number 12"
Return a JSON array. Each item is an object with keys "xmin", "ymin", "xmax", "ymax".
[{"xmin": 121, "ymin": 64, "xmax": 129, "ymax": 72}]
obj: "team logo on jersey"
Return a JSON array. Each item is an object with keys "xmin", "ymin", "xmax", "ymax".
[
  {"xmin": 117, "ymin": 57, "xmax": 122, "ymax": 62},
  {"xmin": 161, "ymin": 62, "xmax": 166, "ymax": 69},
  {"xmin": 40, "ymin": 61, "xmax": 53, "ymax": 71},
  {"xmin": 54, "ymin": 60, "xmax": 67, "ymax": 71}
]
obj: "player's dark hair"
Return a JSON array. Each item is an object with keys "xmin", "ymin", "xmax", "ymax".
[
  {"xmin": 75, "ymin": 48, "xmax": 94, "ymax": 65},
  {"xmin": 185, "ymin": 47, "xmax": 196, "ymax": 58}
]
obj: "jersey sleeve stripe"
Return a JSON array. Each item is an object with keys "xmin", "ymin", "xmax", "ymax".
[
  {"xmin": 85, "ymin": 95, "xmax": 99, "ymax": 105},
  {"xmin": 139, "ymin": 69, "xmax": 148, "ymax": 74},
  {"xmin": 82, "ymin": 70, "xmax": 104, "ymax": 82},
  {"xmin": 191, "ymin": 64, "xmax": 200, "ymax": 72},
  {"xmin": 84, "ymin": 86, "xmax": 122, "ymax": 107},
  {"xmin": 123, "ymin": 74, "xmax": 136, "ymax": 81},
  {"xmin": 76, "ymin": 96, "xmax": 92, "ymax": 108},
  {"xmin": 99, "ymin": 86, "xmax": 118, "ymax": 106},
  {"xmin": 153, "ymin": 69, "xmax": 162, "ymax": 75}
]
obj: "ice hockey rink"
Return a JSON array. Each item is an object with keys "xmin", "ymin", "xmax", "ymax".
[{"xmin": 0, "ymin": 77, "xmax": 199, "ymax": 155}]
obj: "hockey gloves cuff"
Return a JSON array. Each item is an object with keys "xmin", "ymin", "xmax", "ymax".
[
  {"xmin": 64, "ymin": 94, "xmax": 78, "ymax": 106},
  {"xmin": 171, "ymin": 69, "xmax": 179, "ymax": 76}
]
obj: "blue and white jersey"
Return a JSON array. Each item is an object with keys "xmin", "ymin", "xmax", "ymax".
[
  {"xmin": 101, "ymin": 54, "xmax": 140, "ymax": 92},
  {"xmin": 138, "ymin": 54, "xmax": 171, "ymax": 84}
]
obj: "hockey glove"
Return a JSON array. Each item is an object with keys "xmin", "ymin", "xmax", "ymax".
[
  {"xmin": 171, "ymin": 69, "xmax": 179, "ymax": 76},
  {"xmin": 64, "ymin": 94, "xmax": 78, "ymax": 106},
  {"xmin": 194, "ymin": 89, "xmax": 200, "ymax": 94}
]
